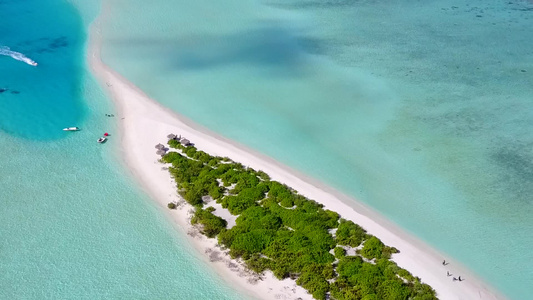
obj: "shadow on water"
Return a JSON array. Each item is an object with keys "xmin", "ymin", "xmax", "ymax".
[
  {"xmin": 108, "ymin": 26, "xmax": 323, "ymax": 77},
  {"xmin": 491, "ymin": 146, "xmax": 533, "ymax": 205},
  {"xmin": 170, "ymin": 27, "xmax": 311, "ymax": 72},
  {"xmin": 265, "ymin": 0, "xmax": 360, "ymax": 9}
]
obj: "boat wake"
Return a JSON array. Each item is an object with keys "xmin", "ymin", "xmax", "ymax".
[{"xmin": 0, "ymin": 46, "xmax": 37, "ymax": 66}]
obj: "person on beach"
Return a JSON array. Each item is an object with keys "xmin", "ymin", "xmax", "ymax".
[
  {"xmin": 458, "ymin": 276, "xmax": 462, "ymax": 281},
  {"xmin": 447, "ymin": 271, "xmax": 451, "ymax": 277},
  {"xmin": 442, "ymin": 260, "xmax": 446, "ymax": 265},
  {"xmin": 452, "ymin": 277, "xmax": 457, "ymax": 281}
]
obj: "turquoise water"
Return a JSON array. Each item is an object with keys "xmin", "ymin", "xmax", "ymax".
[
  {"xmin": 0, "ymin": 1, "xmax": 246, "ymax": 299},
  {"xmin": 99, "ymin": 0, "xmax": 533, "ymax": 298}
]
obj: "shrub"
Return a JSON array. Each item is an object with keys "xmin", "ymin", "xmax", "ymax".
[
  {"xmin": 336, "ymin": 219, "xmax": 368, "ymax": 247},
  {"xmin": 168, "ymin": 139, "xmax": 180, "ymax": 148},
  {"xmin": 208, "ymin": 184, "xmax": 224, "ymax": 200},
  {"xmin": 360, "ymin": 236, "xmax": 399, "ymax": 260},
  {"xmin": 280, "ymin": 197, "xmax": 294, "ymax": 208},
  {"xmin": 382, "ymin": 246, "xmax": 399, "ymax": 259},
  {"xmin": 184, "ymin": 146, "xmax": 197, "ymax": 157},
  {"xmin": 295, "ymin": 264, "xmax": 333, "ymax": 300},
  {"xmin": 230, "ymin": 229, "xmax": 274, "ymax": 258},
  {"xmin": 167, "ymin": 202, "xmax": 177, "ymax": 209},
  {"xmin": 336, "ymin": 256, "xmax": 364, "ymax": 278},
  {"xmin": 218, "ymin": 228, "xmax": 241, "ymax": 248},
  {"xmin": 334, "ymin": 246, "xmax": 346, "ymax": 259},
  {"xmin": 191, "ymin": 208, "xmax": 227, "ymax": 238},
  {"xmin": 245, "ymin": 253, "xmax": 271, "ymax": 273},
  {"xmin": 361, "ymin": 236, "xmax": 385, "ymax": 259},
  {"xmin": 377, "ymin": 279, "xmax": 410, "ymax": 299},
  {"xmin": 179, "ymin": 188, "xmax": 204, "ymax": 206},
  {"xmin": 256, "ymin": 170, "xmax": 270, "ymax": 181}
]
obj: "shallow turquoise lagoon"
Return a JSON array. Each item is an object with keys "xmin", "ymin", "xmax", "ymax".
[
  {"xmin": 100, "ymin": 0, "xmax": 533, "ymax": 298},
  {"xmin": 0, "ymin": 1, "xmax": 246, "ymax": 299}
]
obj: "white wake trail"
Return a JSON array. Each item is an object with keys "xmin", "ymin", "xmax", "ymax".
[{"xmin": 0, "ymin": 46, "xmax": 37, "ymax": 66}]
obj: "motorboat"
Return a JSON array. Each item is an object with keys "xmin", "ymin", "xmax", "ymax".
[
  {"xmin": 30, "ymin": 62, "xmax": 38, "ymax": 66},
  {"xmin": 63, "ymin": 127, "xmax": 80, "ymax": 131},
  {"xmin": 97, "ymin": 137, "xmax": 107, "ymax": 143}
]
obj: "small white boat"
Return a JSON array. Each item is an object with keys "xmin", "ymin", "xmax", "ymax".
[
  {"xmin": 97, "ymin": 137, "xmax": 107, "ymax": 143},
  {"xmin": 63, "ymin": 127, "xmax": 80, "ymax": 131},
  {"xmin": 29, "ymin": 61, "xmax": 38, "ymax": 66}
]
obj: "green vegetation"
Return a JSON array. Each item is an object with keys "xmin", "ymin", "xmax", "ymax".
[
  {"xmin": 167, "ymin": 202, "xmax": 177, "ymax": 209},
  {"xmin": 191, "ymin": 207, "xmax": 227, "ymax": 238},
  {"xmin": 360, "ymin": 236, "xmax": 399, "ymax": 260},
  {"xmin": 162, "ymin": 141, "xmax": 437, "ymax": 300},
  {"xmin": 334, "ymin": 247, "xmax": 346, "ymax": 259},
  {"xmin": 336, "ymin": 219, "xmax": 368, "ymax": 247}
]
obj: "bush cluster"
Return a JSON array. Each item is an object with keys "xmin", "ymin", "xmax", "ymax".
[
  {"xmin": 191, "ymin": 207, "xmax": 227, "ymax": 238},
  {"xmin": 162, "ymin": 142, "xmax": 437, "ymax": 300}
]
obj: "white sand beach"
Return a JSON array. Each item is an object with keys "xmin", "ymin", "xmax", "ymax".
[{"xmin": 88, "ymin": 16, "xmax": 505, "ymax": 300}]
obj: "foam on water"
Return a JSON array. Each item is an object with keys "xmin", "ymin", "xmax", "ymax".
[
  {"xmin": 98, "ymin": 0, "xmax": 533, "ymax": 298},
  {"xmin": 0, "ymin": 46, "xmax": 38, "ymax": 66}
]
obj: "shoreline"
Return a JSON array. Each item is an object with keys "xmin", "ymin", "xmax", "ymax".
[{"xmin": 87, "ymin": 12, "xmax": 505, "ymax": 300}]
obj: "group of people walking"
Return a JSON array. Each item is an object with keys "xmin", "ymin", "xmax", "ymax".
[{"xmin": 442, "ymin": 260, "xmax": 464, "ymax": 282}]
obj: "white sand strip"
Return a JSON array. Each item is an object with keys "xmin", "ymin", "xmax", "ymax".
[{"xmin": 87, "ymin": 16, "xmax": 505, "ymax": 300}]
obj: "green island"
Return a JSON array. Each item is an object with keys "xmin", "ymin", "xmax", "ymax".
[{"xmin": 161, "ymin": 139, "xmax": 438, "ymax": 300}]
